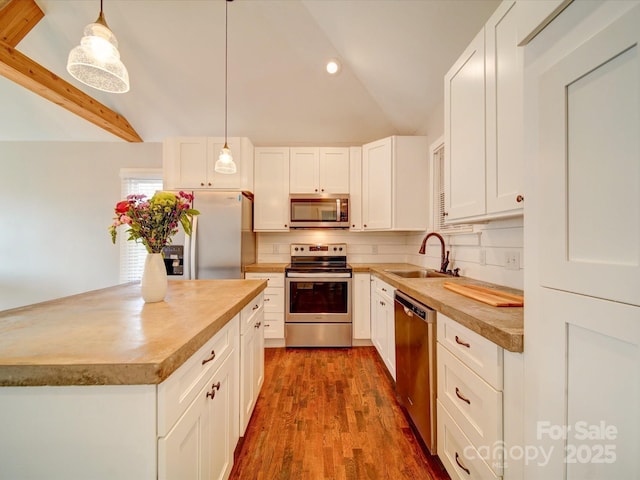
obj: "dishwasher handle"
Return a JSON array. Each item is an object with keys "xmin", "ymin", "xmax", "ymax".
[{"xmin": 394, "ymin": 291, "xmax": 435, "ymax": 323}]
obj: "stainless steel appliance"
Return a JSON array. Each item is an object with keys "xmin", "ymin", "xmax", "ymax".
[
  {"xmin": 394, "ymin": 290, "xmax": 437, "ymax": 453},
  {"xmin": 285, "ymin": 243, "xmax": 352, "ymax": 347},
  {"xmin": 289, "ymin": 194, "xmax": 349, "ymax": 229},
  {"xmin": 163, "ymin": 191, "xmax": 255, "ymax": 279}
]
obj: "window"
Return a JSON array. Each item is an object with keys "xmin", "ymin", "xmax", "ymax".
[
  {"xmin": 118, "ymin": 168, "xmax": 163, "ymax": 282},
  {"xmin": 431, "ymin": 140, "xmax": 473, "ymax": 234}
]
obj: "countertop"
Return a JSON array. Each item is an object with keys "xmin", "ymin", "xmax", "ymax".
[
  {"xmin": 0, "ymin": 280, "xmax": 267, "ymax": 387},
  {"xmin": 245, "ymin": 262, "xmax": 524, "ymax": 352}
]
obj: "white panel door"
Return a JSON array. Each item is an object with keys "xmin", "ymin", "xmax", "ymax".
[
  {"xmin": 445, "ymin": 28, "xmax": 486, "ymax": 221},
  {"xmin": 538, "ymin": 5, "xmax": 640, "ymax": 307},
  {"xmin": 289, "ymin": 147, "xmax": 319, "ymax": 193},
  {"xmin": 319, "ymin": 147, "xmax": 350, "ymax": 193},
  {"xmin": 254, "ymin": 147, "xmax": 290, "ymax": 231},
  {"xmin": 362, "ymin": 138, "xmax": 392, "ymax": 230}
]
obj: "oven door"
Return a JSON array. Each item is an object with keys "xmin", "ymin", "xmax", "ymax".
[{"xmin": 285, "ymin": 274, "xmax": 352, "ymax": 323}]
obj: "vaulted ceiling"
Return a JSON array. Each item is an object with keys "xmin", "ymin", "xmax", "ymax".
[{"xmin": 0, "ymin": 0, "xmax": 500, "ymax": 145}]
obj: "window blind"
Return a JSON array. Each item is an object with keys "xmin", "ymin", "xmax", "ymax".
[
  {"xmin": 118, "ymin": 169, "xmax": 163, "ymax": 283},
  {"xmin": 433, "ymin": 144, "xmax": 472, "ymax": 234}
]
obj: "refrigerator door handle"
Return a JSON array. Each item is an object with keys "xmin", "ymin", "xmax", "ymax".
[{"xmin": 189, "ymin": 215, "xmax": 198, "ymax": 280}]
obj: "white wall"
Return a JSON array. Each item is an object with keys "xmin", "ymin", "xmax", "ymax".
[{"xmin": 0, "ymin": 142, "xmax": 162, "ymax": 311}]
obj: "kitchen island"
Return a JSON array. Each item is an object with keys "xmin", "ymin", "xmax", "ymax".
[{"xmin": 0, "ymin": 280, "xmax": 267, "ymax": 480}]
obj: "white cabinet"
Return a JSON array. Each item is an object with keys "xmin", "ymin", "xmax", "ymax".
[
  {"xmin": 253, "ymin": 147, "xmax": 290, "ymax": 231},
  {"xmin": 289, "ymin": 147, "xmax": 350, "ymax": 194},
  {"xmin": 362, "ymin": 136, "xmax": 428, "ymax": 231},
  {"xmin": 370, "ymin": 276, "xmax": 396, "ymax": 380},
  {"xmin": 244, "ymin": 272, "xmax": 285, "ymax": 341},
  {"xmin": 239, "ymin": 293, "xmax": 264, "ymax": 436},
  {"xmin": 348, "ymin": 146, "xmax": 363, "ymax": 230},
  {"xmin": 437, "ymin": 313, "xmax": 504, "ymax": 479},
  {"xmin": 352, "ymin": 272, "xmax": 371, "ymax": 340},
  {"xmin": 444, "ymin": 0, "xmax": 524, "ymax": 223},
  {"xmin": 163, "ymin": 136, "xmax": 254, "ymax": 191}
]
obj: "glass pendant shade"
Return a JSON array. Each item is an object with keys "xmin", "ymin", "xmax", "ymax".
[
  {"xmin": 67, "ymin": 21, "xmax": 130, "ymax": 93},
  {"xmin": 215, "ymin": 145, "xmax": 237, "ymax": 174}
]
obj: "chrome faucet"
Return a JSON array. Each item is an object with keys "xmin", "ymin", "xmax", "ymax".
[{"xmin": 419, "ymin": 232, "xmax": 448, "ymax": 273}]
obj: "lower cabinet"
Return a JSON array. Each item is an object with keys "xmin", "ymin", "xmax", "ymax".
[
  {"xmin": 245, "ymin": 272, "xmax": 285, "ymax": 341},
  {"xmin": 370, "ymin": 276, "xmax": 396, "ymax": 380},
  {"xmin": 239, "ymin": 293, "xmax": 265, "ymax": 436},
  {"xmin": 436, "ymin": 313, "xmax": 523, "ymax": 480},
  {"xmin": 352, "ymin": 272, "xmax": 371, "ymax": 340},
  {"xmin": 158, "ymin": 316, "xmax": 240, "ymax": 480}
]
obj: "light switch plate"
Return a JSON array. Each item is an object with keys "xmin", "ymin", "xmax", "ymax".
[{"xmin": 505, "ymin": 251, "xmax": 520, "ymax": 270}]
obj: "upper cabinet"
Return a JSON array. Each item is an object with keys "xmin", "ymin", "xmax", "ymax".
[
  {"xmin": 163, "ymin": 137, "xmax": 254, "ymax": 192},
  {"xmin": 444, "ymin": 0, "xmax": 524, "ymax": 224},
  {"xmin": 289, "ymin": 147, "xmax": 350, "ymax": 194},
  {"xmin": 362, "ymin": 136, "xmax": 428, "ymax": 231},
  {"xmin": 253, "ymin": 147, "xmax": 290, "ymax": 232}
]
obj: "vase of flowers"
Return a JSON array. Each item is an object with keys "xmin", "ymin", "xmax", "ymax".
[{"xmin": 109, "ymin": 191, "xmax": 199, "ymax": 303}]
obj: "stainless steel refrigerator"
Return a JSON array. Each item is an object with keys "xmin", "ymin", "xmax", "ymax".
[{"xmin": 163, "ymin": 191, "xmax": 255, "ymax": 279}]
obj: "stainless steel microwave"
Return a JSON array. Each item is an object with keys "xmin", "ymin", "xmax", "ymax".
[{"xmin": 289, "ymin": 194, "xmax": 349, "ymax": 228}]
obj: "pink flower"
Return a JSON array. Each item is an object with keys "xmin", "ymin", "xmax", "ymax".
[{"xmin": 120, "ymin": 215, "xmax": 132, "ymax": 224}]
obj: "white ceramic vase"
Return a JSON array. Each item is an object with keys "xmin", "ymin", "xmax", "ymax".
[{"xmin": 141, "ymin": 253, "xmax": 168, "ymax": 303}]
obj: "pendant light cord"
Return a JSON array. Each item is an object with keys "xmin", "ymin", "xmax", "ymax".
[{"xmin": 224, "ymin": 0, "xmax": 229, "ymax": 147}]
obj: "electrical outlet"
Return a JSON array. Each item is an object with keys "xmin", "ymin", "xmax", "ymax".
[
  {"xmin": 478, "ymin": 249, "xmax": 486, "ymax": 266},
  {"xmin": 505, "ymin": 251, "xmax": 520, "ymax": 270}
]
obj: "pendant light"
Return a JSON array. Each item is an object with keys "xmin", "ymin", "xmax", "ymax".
[
  {"xmin": 66, "ymin": 0, "xmax": 130, "ymax": 94},
  {"xmin": 214, "ymin": 0, "xmax": 237, "ymax": 174}
]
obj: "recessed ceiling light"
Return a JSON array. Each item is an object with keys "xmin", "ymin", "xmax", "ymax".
[{"xmin": 326, "ymin": 59, "xmax": 341, "ymax": 75}]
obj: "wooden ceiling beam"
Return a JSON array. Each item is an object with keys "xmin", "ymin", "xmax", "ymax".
[
  {"xmin": 0, "ymin": 41, "xmax": 143, "ymax": 142},
  {"xmin": 0, "ymin": 0, "xmax": 44, "ymax": 47},
  {"xmin": 0, "ymin": 0, "xmax": 142, "ymax": 142}
]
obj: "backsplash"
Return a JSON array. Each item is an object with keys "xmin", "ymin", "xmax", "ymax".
[{"xmin": 256, "ymin": 217, "xmax": 523, "ymax": 290}]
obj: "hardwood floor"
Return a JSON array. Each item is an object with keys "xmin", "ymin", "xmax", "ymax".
[{"xmin": 230, "ymin": 347, "xmax": 450, "ymax": 480}]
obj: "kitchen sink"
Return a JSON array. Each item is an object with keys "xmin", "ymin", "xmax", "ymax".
[{"xmin": 384, "ymin": 269, "xmax": 449, "ymax": 279}]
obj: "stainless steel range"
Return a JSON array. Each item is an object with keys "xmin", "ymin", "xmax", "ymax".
[{"xmin": 285, "ymin": 243, "xmax": 352, "ymax": 347}]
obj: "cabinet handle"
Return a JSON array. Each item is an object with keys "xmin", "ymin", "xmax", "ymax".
[
  {"xmin": 200, "ymin": 182, "xmax": 205, "ymax": 186},
  {"xmin": 380, "ymin": 301, "xmax": 385, "ymax": 306},
  {"xmin": 455, "ymin": 336, "xmax": 471, "ymax": 348},
  {"xmin": 381, "ymin": 287, "xmax": 387, "ymax": 292},
  {"xmin": 201, "ymin": 350, "xmax": 216, "ymax": 365},
  {"xmin": 516, "ymin": 194, "xmax": 524, "ymax": 203},
  {"xmin": 208, "ymin": 182, "xmax": 212, "ymax": 186},
  {"xmin": 264, "ymin": 298, "xmax": 270, "ymax": 302},
  {"xmin": 252, "ymin": 304, "xmax": 259, "ymax": 310},
  {"xmin": 264, "ymin": 323, "xmax": 271, "ymax": 328},
  {"xmin": 284, "ymin": 224, "xmax": 288, "ymax": 228},
  {"xmin": 443, "ymin": 212, "xmax": 449, "ymax": 217},
  {"xmin": 352, "ymin": 224, "xmax": 356, "ymax": 228},
  {"xmin": 255, "ymin": 321, "xmax": 261, "ymax": 328},
  {"xmin": 455, "ymin": 387, "xmax": 471, "ymax": 405},
  {"xmin": 321, "ymin": 188, "xmax": 325, "ymax": 192},
  {"xmin": 455, "ymin": 452, "xmax": 471, "ymax": 475},
  {"xmin": 206, "ymin": 381, "xmax": 221, "ymax": 400}
]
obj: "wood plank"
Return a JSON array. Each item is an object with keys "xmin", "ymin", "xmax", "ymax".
[
  {"xmin": 0, "ymin": 40, "xmax": 142, "ymax": 142},
  {"xmin": 443, "ymin": 281, "xmax": 524, "ymax": 307},
  {"xmin": 0, "ymin": 0, "xmax": 43, "ymax": 47}
]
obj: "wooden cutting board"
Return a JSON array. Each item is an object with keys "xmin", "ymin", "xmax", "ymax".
[{"xmin": 443, "ymin": 282, "xmax": 524, "ymax": 307}]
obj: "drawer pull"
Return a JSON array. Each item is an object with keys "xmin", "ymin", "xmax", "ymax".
[
  {"xmin": 455, "ymin": 387, "xmax": 471, "ymax": 405},
  {"xmin": 206, "ymin": 381, "xmax": 221, "ymax": 400},
  {"xmin": 455, "ymin": 335, "xmax": 471, "ymax": 348},
  {"xmin": 252, "ymin": 304, "xmax": 260, "ymax": 311},
  {"xmin": 255, "ymin": 321, "xmax": 261, "ymax": 328},
  {"xmin": 264, "ymin": 323, "xmax": 270, "ymax": 328},
  {"xmin": 201, "ymin": 350, "xmax": 216, "ymax": 365},
  {"xmin": 264, "ymin": 298, "xmax": 271, "ymax": 302},
  {"xmin": 455, "ymin": 452, "xmax": 471, "ymax": 475},
  {"xmin": 381, "ymin": 287, "xmax": 387, "ymax": 292}
]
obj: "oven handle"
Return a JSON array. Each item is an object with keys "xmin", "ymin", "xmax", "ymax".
[{"xmin": 286, "ymin": 272, "xmax": 352, "ymax": 279}]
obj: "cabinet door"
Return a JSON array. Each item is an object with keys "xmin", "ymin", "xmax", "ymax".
[
  {"xmin": 444, "ymin": 29, "xmax": 486, "ymax": 221},
  {"xmin": 362, "ymin": 138, "xmax": 392, "ymax": 230},
  {"xmin": 371, "ymin": 291, "xmax": 386, "ymax": 361},
  {"xmin": 319, "ymin": 147, "xmax": 350, "ymax": 193},
  {"xmin": 164, "ymin": 137, "xmax": 209, "ymax": 189},
  {"xmin": 158, "ymin": 378, "xmax": 212, "ymax": 480},
  {"xmin": 208, "ymin": 137, "xmax": 242, "ymax": 190},
  {"xmin": 485, "ymin": 0, "xmax": 523, "ymax": 215},
  {"xmin": 348, "ymin": 146, "xmax": 363, "ymax": 230},
  {"xmin": 254, "ymin": 148, "xmax": 290, "ymax": 231},
  {"xmin": 254, "ymin": 317, "xmax": 265, "ymax": 399},
  {"xmin": 382, "ymin": 293, "xmax": 396, "ymax": 381},
  {"xmin": 208, "ymin": 349, "xmax": 238, "ymax": 480},
  {"xmin": 239, "ymin": 325, "xmax": 255, "ymax": 436},
  {"xmin": 290, "ymin": 147, "xmax": 319, "ymax": 193}
]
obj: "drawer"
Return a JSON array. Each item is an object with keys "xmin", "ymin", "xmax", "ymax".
[
  {"xmin": 438, "ymin": 313, "xmax": 503, "ymax": 389},
  {"xmin": 241, "ymin": 292, "xmax": 264, "ymax": 335},
  {"xmin": 437, "ymin": 400, "xmax": 501, "ymax": 480},
  {"xmin": 263, "ymin": 287, "xmax": 284, "ymax": 314},
  {"xmin": 263, "ymin": 312, "xmax": 284, "ymax": 339},
  {"xmin": 245, "ymin": 272, "xmax": 284, "ymax": 288},
  {"xmin": 158, "ymin": 317, "xmax": 239, "ymax": 436},
  {"xmin": 437, "ymin": 344, "xmax": 503, "ymax": 463},
  {"xmin": 374, "ymin": 277, "xmax": 395, "ymax": 301}
]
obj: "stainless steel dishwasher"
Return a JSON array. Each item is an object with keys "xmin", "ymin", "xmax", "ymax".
[{"xmin": 394, "ymin": 290, "xmax": 437, "ymax": 454}]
